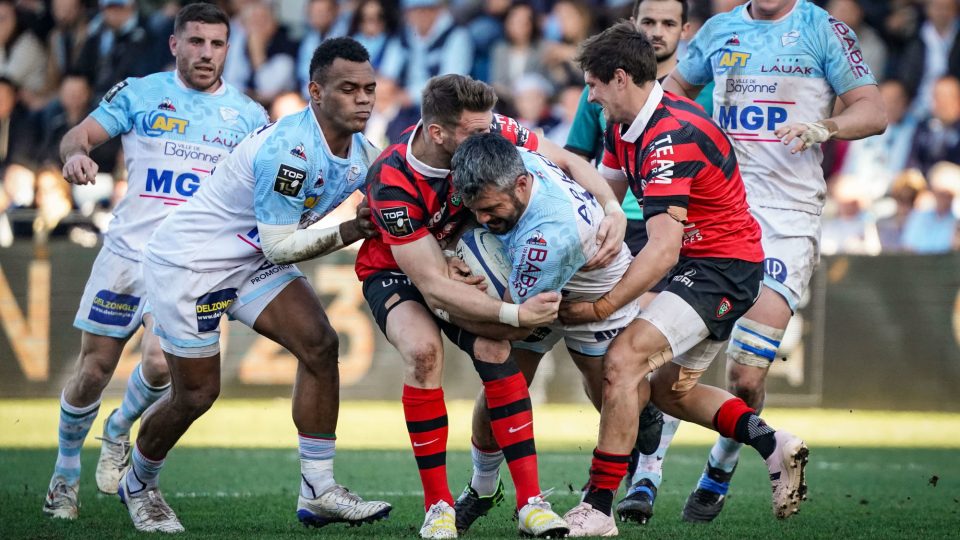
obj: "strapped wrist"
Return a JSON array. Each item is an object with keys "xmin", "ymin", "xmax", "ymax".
[
  {"xmin": 592, "ymin": 294, "xmax": 617, "ymax": 320},
  {"xmin": 498, "ymin": 302, "xmax": 520, "ymax": 327}
]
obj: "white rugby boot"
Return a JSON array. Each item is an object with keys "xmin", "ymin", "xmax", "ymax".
[
  {"xmin": 95, "ymin": 410, "xmax": 130, "ymax": 494},
  {"xmin": 766, "ymin": 430, "xmax": 809, "ymax": 519},
  {"xmin": 419, "ymin": 500, "xmax": 457, "ymax": 539},
  {"xmin": 42, "ymin": 476, "xmax": 79, "ymax": 519},
  {"xmin": 296, "ymin": 484, "xmax": 392, "ymax": 527},
  {"xmin": 563, "ymin": 502, "xmax": 617, "ymax": 537},
  {"xmin": 518, "ymin": 492, "xmax": 569, "ymax": 538},
  {"xmin": 119, "ymin": 479, "xmax": 185, "ymax": 533}
]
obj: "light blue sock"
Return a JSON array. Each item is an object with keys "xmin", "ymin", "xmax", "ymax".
[
  {"xmin": 631, "ymin": 414, "xmax": 681, "ymax": 489},
  {"xmin": 52, "ymin": 392, "xmax": 100, "ymax": 488},
  {"xmin": 106, "ymin": 364, "xmax": 169, "ymax": 439}
]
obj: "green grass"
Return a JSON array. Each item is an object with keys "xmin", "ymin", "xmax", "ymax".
[
  {"xmin": 4, "ymin": 448, "xmax": 960, "ymax": 539},
  {"xmin": 2, "ymin": 401, "xmax": 960, "ymax": 538}
]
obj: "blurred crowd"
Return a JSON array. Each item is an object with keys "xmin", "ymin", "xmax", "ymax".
[{"xmin": 1, "ymin": 0, "xmax": 960, "ymax": 254}]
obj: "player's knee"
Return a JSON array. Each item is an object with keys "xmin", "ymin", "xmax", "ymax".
[
  {"xmin": 726, "ymin": 319, "xmax": 784, "ymax": 369},
  {"xmin": 405, "ymin": 341, "xmax": 443, "ymax": 385},
  {"xmin": 602, "ymin": 347, "xmax": 645, "ymax": 390},
  {"xmin": 729, "ymin": 364, "xmax": 766, "ymax": 401},
  {"xmin": 74, "ymin": 352, "xmax": 117, "ymax": 394},
  {"xmin": 173, "ymin": 384, "xmax": 220, "ymax": 418},
  {"xmin": 140, "ymin": 350, "xmax": 170, "ymax": 386},
  {"xmin": 472, "ymin": 337, "xmax": 510, "ymax": 364},
  {"xmin": 296, "ymin": 325, "xmax": 340, "ymax": 369}
]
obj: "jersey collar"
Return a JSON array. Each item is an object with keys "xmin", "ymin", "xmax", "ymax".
[
  {"xmin": 406, "ymin": 121, "xmax": 451, "ymax": 178},
  {"xmin": 173, "ymin": 70, "xmax": 227, "ymax": 96},
  {"xmin": 741, "ymin": 0, "xmax": 800, "ymax": 23},
  {"xmin": 621, "ymin": 82, "xmax": 664, "ymax": 143}
]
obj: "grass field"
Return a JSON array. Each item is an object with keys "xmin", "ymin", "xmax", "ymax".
[{"xmin": 2, "ymin": 400, "xmax": 959, "ymax": 539}]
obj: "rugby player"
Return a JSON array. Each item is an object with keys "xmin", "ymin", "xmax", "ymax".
[
  {"xmin": 662, "ymin": 0, "xmax": 885, "ymax": 521},
  {"xmin": 122, "ymin": 38, "xmax": 390, "ymax": 533},
  {"xmin": 449, "ymin": 133, "xmax": 638, "ymax": 534},
  {"xmin": 357, "ymin": 73, "xmax": 627, "ymax": 538},
  {"xmin": 558, "ymin": 23, "xmax": 809, "ymax": 536},
  {"xmin": 43, "ymin": 3, "xmax": 267, "ymax": 520}
]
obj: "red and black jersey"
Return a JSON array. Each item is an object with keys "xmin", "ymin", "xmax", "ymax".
[
  {"xmin": 600, "ymin": 85, "xmax": 763, "ymax": 262},
  {"xmin": 355, "ymin": 114, "xmax": 539, "ymax": 281}
]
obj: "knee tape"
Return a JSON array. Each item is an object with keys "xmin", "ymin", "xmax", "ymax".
[
  {"xmin": 647, "ymin": 347, "xmax": 674, "ymax": 371},
  {"xmin": 726, "ymin": 319, "xmax": 785, "ymax": 369},
  {"xmin": 672, "ymin": 366, "xmax": 706, "ymax": 392}
]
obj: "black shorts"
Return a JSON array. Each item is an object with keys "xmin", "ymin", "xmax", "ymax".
[
  {"xmin": 362, "ymin": 269, "xmax": 479, "ymax": 351},
  {"xmin": 663, "ymin": 257, "xmax": 763, "ymax": 341},
  {"xmin": 625, "ymin": 218, "xmax": 670, "ymax": 294}
]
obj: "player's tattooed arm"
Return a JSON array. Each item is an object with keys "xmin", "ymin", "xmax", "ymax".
[{"xmin": 60, "ymin": 117, "xmax": 112, "ymax": 185}]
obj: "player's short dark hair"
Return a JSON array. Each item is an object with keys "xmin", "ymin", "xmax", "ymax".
[
  {"xmin": 451, "ymin": 133, "xmax": 526, "ymax": 205},
  {"xmin": 174, "ymin": 2, "xmax": 231, "ymax": 39},
  {"xmin": 576, "ymin": 21, "xmax": 657, "ymax": 85},
  {"xmin": 309, "ymin": 37, "xmax": 371, "ymax": 84},
  {"xmin": 632, "ymin": 0, "xmax": 688, "ymax": 24},
  {"xmin": 421, "ymin": 74, "xmax": 498, "ymax": 129}
]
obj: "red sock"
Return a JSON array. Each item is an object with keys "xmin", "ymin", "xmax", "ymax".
[
  {"xmin": 713, "ymin": 397, "xmax": 754, "ymax": 440},
  {"xmin": 589, "ymin": 448, "xmax": 630, "ymax": 491},
  {"xmin": 483, "ymin": 372, "xmax": 539, "ymax": 508},
  {"xmin": 402, "ymin": 385, "xmax": 452, "ymax": 510}
]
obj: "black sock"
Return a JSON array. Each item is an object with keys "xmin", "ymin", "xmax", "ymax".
[
  {"xmin": 734, "ymin": 413, "xmax": 776, "ymax": 459},
  {"xmin": 583, "ymin": 487, "xmax": 614, "ymax": 516}
]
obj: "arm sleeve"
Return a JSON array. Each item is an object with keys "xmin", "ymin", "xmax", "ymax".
[
  {"xmin": 817, "ymin": 13, "xmax": 877, "ymax": 95},
  {"xmin": 564, "ymin": 87, "xmax": 602, "ymax": 155},
  {"xmin": 258, "ymin": 221, "xmax": 344, "ymax": 264},
  {"xmin": 676, "ymin": 19, "xmax": 715, "ymax": 87},
  {"xmin": 89, "ymin": 78, "xmax": 137, "ymax": 137},
  {"xmin": 365, "ymin": 159, "xmax": 432, "ymax": 245},
  {"xmin": 599, "ymin": 128, "xmax": 627, "ymax": 182}
]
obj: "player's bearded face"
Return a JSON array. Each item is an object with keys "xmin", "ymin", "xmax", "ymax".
[
  {"xmin": 173, "ymin": 22, "xmax": 229, "ymax": 92},
  {"xmin": 470, "ymin": 185, "xmax": 525, "ymax": 234},
  {"xmin": 316, "ymin": 59, "xmax": 377, "ymax": 134}
]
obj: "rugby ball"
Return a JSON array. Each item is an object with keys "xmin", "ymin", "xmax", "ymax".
[{"xmin": 455, "ymin": 228, "xmax": 511, "ymax": 300}]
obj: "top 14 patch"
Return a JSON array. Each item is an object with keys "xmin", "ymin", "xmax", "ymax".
[{"xmin": 274, "ymin": 164, "xmax": 306, "ymax": 197}]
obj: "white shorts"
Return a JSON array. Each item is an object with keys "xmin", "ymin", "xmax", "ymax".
[
  {"xmin": 73, "ymin": 247, "xmax": 148, "ymax": 339},
  {"xmin": 143, "ymin": 256, "xmax": 303, "ymax": 358},
  {"xmin": 639, "ymin": 291, "xmax": 725, "ymax": 371},
  {"xmin": 751, "ymin": 206, "xmax": 821, "ymax": 312},
  {"xmin": 513, "ymin": 299, "xmax": 641, "ymax": 357}
]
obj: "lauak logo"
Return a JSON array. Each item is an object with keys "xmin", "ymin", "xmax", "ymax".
[
  {"xmin": 142, "ymin": 111, "xmax": 189, "ymax": 137},
  {"xmin": 717, "ymin": 297, "xmax": 732, "ymax": 318}
]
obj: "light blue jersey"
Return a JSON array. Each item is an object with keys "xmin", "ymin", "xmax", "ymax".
[
  {"xmin": 91, "ymin": 72, "xmax": 267, "ymax": 260},
  {"xmin": 146, "ymin": 106, "xmax": 379, "ymax": 272},
  {"xmin": 496, "ymin": 149, "xmax": 632, "ymax": 305},
  {"xmin": 496, "ymin": 149, "xmax": 636, "ymax": 355},
  {"xmin": 677, "ymin": 0, "xmax": 876, "ymax": 213}
]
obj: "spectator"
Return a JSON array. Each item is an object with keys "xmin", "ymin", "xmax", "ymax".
[
  {"xmin": 877, "ymin": 169, "xmax": 926, "ymax": 253},
  {"xmin": 224, "ymin": 0, "xmax": 298, "ymax": 104},
  {"xmin": 349, "ymin": 0, "xmax": 399, "ymax": 70},
  {"xmin": 544, "ymin": 83, "xmax": 583, "ymax": 146},
  {"xmin": 902, "ymin": 161, "xmax": 960, "ymax": 254},
  {"xmin": 0, "ymin": 0, "xmax": 48, "ymax": 103},
  {"xmin": 821, "ymin": 175, "xmax": 881, "ymax": 255},
  {"xmin": 379, "ymin": 0, "xmax": 474, "ymax": 105},
  {"xmin": 897, "ymin": 0, "xmax": 960, "ymax": 116},
  {"xmin": 490, "ymin": 2, "xmax": 545, "ymax": 101},
  {"xmin": 827, "ymin": 0, "xmax": 888, "ymax": 79},
  {"xmin": 842, "ymin": 78, "xmax": 918, "ymax": 201},
  {"xmin": 297, "ymin": 0, "xmax": 347, "ymax": 91},
  {"xmin": 465, "ymin": 0, "xmax": 511, "ymax": 82},
  {"xmin": 269, "ymin": 90, "xmax": 307, "ymax": 121},
  {"xmin": 45, "ymin": 0, "xmax": 90, "ymax": 94},
  {"xmin": 511, "ymin": 73, "xmax": 559, "ymax": 135},
  {"xmin": 0, "ymin": 76, "xmax": 37, "ymax": 214},
  {"xmin": 73, "ymin": 0, "xmax": 162, "ymax": 102},
  {"xmin": 541, "ymin": 0, "xmax": 593, "ymax": 88},
  {"xmin": 909, "ymin": 75, "xmax": 960, "ymax": 176}
]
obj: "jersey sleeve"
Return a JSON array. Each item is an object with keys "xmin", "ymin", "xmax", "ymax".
[
  {"xmin": 676, "ymin": 18, "xmax": 717, "ymax": 87},
  {"xmin": 252, "ymin": 138, "xmax": 310, "ymax": 226},
  {"xmin": 241, "ymin": 100, "xmax": 270, "ymax": 134},
  {"xmin": 507, "ymin": 226, "xmax": 579, "ymax": 302},
  {"xmin": 89, "ymin": 78, "xmax": 138, "ymax": 137},
  {"xmin": 641, "ymin": 129, "xmax": 704, "ymax": 223},
  {"xmin": 599, "ymin": 128, "xmax": 627, "ymax": 182},
  {"xmin": 365, "ymin": 156, "xmax": 432, "ymax": 245},
  {"xmin": 817, "ymin": 14, "xmax": 877, "ymax": 95},
  {"xmin": 564, "ymin": 87, "xmax": 602, "ymax": 155},
  {"xmin": 491, "ymin": 114, "xmax": 539, "ymax": 151}
]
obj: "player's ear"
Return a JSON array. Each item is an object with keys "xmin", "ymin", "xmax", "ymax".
[
  {"xmin": 427, "ymin": 123, "xmax": 445, "ymax": 145},
  {"xmin": 168, "ymin": 34, "xmax": 177, "ymax": 58},
  {"xmin": 308, "ymin": 80, "xmax": 323, "ymax": 104},
  {"xmin": 614, "ymin": 69, "xmax": 628, "ymax": 89},
  {"xmin": 681, "ymin": 22, "xmax": 691, "ymax": 39}
]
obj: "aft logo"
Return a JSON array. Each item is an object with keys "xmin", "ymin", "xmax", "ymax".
[
  {"xmin": 143, "ymin": 111, "xmax": 189, "ymax": 137},
  {"xmin": 715, "ymin": 50, "xmax": 751, "ymax": 74}
]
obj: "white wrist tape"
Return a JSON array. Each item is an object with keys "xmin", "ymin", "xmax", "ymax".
[
  {"xmin": 603, "ymin": 200, "xmax": 625, "ymax": 216},
  {"xmin": 498, "ymin": 302, "xmax": 520, "ymax": 327},
  {"xmin": 258, "ymin": 222, "xmax": 344, "ymax": 264}
]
